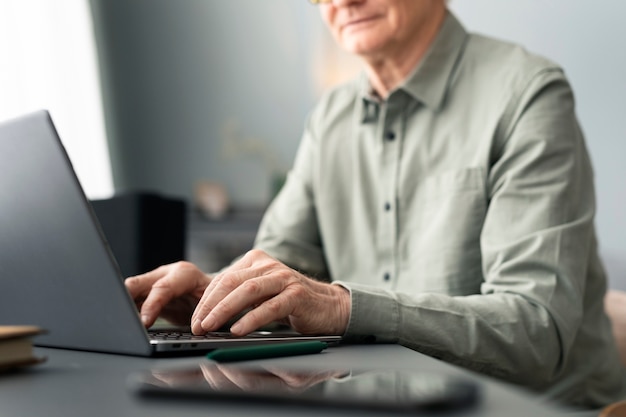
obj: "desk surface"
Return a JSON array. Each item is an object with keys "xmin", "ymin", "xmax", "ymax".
[{"xmin": 0, "ymin": 344, "xmax": 577, "ymax": 417}]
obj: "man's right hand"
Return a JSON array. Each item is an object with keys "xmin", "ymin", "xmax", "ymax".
[{"xmin": 125, "ymin": 261, "xmax": 212, "ymax": 328}]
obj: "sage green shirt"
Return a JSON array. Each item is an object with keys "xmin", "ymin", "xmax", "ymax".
[{"xmin": 254, "ymin": 12, "xmax": 625, "ymax": 408}]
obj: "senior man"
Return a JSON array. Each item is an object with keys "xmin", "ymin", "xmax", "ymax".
[{"xmin": 126, "ymin": 0, "xmax": 626, "ymax": 408}]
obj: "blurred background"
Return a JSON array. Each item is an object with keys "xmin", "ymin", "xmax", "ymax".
[{"xmin": 0, "ymin": 0, "xmax": 624, "ymax": 285}]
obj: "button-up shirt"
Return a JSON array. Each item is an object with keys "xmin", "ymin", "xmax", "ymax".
[{"xmin": 254, "ymin": 12, "xmax": 625, "ymax": 407}]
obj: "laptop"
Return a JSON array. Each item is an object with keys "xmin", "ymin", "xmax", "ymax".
[{"xmin": 0, "ymin": 110, "xmax": 341, "ymax": 356}]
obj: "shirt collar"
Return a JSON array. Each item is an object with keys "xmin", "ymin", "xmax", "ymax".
[{"xmin": 358, "ymin": 11, "xmax": 469, "ymax": 112}]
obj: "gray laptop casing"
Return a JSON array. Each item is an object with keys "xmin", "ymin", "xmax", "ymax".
[{"xmin": 0, "ymin": 111, "xmax": 340, "ymax": 356}]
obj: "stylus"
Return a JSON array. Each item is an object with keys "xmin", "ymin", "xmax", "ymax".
[{"xmin": 206, "ymin": 341, "xmax": 328, "ymax": 363}]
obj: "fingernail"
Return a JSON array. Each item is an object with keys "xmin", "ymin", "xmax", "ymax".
[
  {"xmin": 230, "ymin": 322, "xmax": 242, "ymax": 334},
  {"xmin": 201, "ymin": 315, "xmax": 215, "ymax": 330},
  {"xmin": 192, "ymin": 318, "xmax": 201, "ymax": 331},
  {"xmin": 141, "ymin": 315, "xmax": 150, "ymax": 327}
]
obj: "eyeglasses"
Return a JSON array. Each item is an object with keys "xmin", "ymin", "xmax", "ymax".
[{"xmin": 309, "ymin": 0, "xmax": 332, "ymax": 4}]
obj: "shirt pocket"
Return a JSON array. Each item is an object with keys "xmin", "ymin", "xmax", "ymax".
[{"xmin": 399, "ymin": 167, "xmax": 487, "ymax": 295}]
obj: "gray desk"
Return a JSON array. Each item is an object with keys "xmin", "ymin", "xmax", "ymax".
[{"xmin": 0, "ymin": 344, "xmax": 575, "ymax": 416}]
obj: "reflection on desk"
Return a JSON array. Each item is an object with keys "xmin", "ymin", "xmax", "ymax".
[
  {"xmin": 131, "ymin": 362, "xmax": 480, "ymax": 413},
  {"xmin": 0, "ymin": 344, "xmax": 577, "ymax": 417}
]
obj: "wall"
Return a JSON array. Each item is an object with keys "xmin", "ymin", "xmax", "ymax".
[
  {"xmin": 89, "ymin": 0, "xmax": 324, "ymax": 206},
  {"xmin": 90, "ymin": 1, "xmax": 625, "ymax": 288}
]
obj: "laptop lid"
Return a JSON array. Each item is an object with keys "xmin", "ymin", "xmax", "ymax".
[
  {"xmin": 0, "ymin": 111, "xmax": 340, "ymax": 357},
  {"xmin": 0, "ymin": 111, "xmax": 154, "ymax": 356}
]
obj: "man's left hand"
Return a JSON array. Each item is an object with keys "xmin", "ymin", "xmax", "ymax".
[{"xmin": 190, "ymin": 249, "xmax": 350, "ymax": 336}]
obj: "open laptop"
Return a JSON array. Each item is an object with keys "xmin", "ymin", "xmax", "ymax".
[{"xmin": 0, "ymin": 110, "xmax": 341, "ymax": 356}]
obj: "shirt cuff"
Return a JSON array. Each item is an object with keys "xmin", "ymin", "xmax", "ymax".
[{"xmin": 332, "ymin": 281, "xmax": 400, "ymax": 343}]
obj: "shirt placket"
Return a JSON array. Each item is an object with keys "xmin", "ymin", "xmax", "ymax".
[{"xmin": 377, "ymin": 98, "xmax": 403, "ymax": 287}]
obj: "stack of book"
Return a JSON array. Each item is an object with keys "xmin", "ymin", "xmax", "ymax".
[{"xmin": 0, "ymin": 325, "xmax": 46, "ymax": 372}]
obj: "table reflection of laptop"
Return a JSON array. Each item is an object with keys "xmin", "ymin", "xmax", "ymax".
[{"xmin": 0, "ymin": 110, "xmax": 340, "ymax": 356}]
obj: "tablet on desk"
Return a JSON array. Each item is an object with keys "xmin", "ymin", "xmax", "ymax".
[{"xmin": 129, "ymin": 363, "xmax": 481, "ymax": 413}]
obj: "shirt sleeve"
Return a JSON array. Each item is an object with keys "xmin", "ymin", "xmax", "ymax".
[{"xmin": 337, "ymin": 69, "xmax": 598, "ymax": 390}]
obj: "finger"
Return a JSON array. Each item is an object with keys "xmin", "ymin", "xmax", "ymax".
[
  {"xmin": 196, "ymin": 272, "xmax": 288, "ymax": 334},
  {"xmin": 191, "ymin": 250, "xmax": 280, "ymax": 333},
  {"xmin": 124, "ymin": 266, "xmax": 170, "ymax": 300},
  {"xmin": 139, "ymin": 264, "xmax": 206, "ymax": 327},
  {"xmin": 191, "ymin": 252, "xmax": 262, "ymax": 320},
  {"xmin": 191, "ymin": 266, "xmax": 268, "ymax": 333},
  {"xmin": 190, "ymin": 263, "xmax": 248, "ymax": 324},
  {"xmin": 229, "ymin": 290, "xmax": 297, "ymax": 336},
  {"xmin": 191, "ymin": 249, "xmax": 277, "ymax": 324},
  {"xmin": 190, "ymin": 270, "xmax": 226, "ymax": 324}
]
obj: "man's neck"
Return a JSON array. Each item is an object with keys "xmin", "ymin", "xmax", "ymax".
[{"xmin": 363, "ymin": 8, "xmax": 447, "ymax": 99}]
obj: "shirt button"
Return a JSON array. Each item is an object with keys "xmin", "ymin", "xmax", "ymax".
[
  {"xmin": 383, "ymin": 273, "xmax": 390, "ymax": 281},
  {"xmin": 384, "ymin": 202, "xmax": 391, "ymax": 211},
  {"xmin": 385, "ymin": 131, "xmax": 396, "ymax": 141}
]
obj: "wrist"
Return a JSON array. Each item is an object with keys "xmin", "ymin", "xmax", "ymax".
[{"xmin": 331, "ymin": 283, "xmax": 351, "ymax": 335}]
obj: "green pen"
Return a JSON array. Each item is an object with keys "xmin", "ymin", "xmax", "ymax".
[{"xmin": 206, "ymin": 341, "xmax": 329, "ymax": 363}]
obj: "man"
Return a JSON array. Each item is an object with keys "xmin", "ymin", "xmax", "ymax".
[{"xmin": 126, "ymin": 0, "xmax": 626, "ymax": 408}]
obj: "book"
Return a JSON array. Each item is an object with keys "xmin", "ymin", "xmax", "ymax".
[{"xmin": 0, "ymin": 325, "xmax": 46, "ymax": 371}]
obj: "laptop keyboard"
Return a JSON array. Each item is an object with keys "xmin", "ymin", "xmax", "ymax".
[{"xmin": 148, "ymin": 330, "xmax": 276, "ymax": 341}]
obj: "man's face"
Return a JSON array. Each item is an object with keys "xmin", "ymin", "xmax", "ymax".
[{"xmin": 319, "ymin": 0, "xmax": 445, "ymax": 58}]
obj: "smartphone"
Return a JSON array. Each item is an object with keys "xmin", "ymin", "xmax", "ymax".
[{"xmin": 128, "ymin": 363, "xmax": 480, "ymax": 412}]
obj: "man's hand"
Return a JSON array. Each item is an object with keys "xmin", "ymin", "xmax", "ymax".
[
  {"xmin": 125, "ymin": 261, "xmax": 212, "ymax": 327},
  {"xmin": 191, "ymin": 249, "xmax": 351, "ymax": 336}
]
